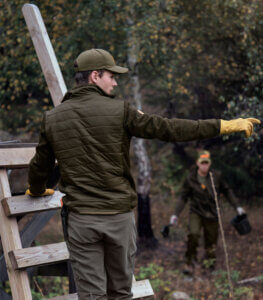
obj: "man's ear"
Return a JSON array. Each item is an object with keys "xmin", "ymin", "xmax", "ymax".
[{"xmin": 89, "ymin": 71, "xmax": 98, "ymax": 84}]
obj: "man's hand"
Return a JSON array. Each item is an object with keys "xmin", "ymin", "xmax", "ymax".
[
  {"xmin": 169, "ymin": 215, "xmax": 178, "ymax": 226},
  {"xmin": 25, "ymin": 189, "xmax": 55, "ymax": 197},
  {"xmin": 237, "ymin": 207, "xmax": 246, "ymax": 216},
  {"xmin": 220, "ymin": 118, "xmax": 261, "ymax": 137}
]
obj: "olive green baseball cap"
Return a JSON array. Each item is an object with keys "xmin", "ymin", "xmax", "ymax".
[
  {"xmin": 75, "ymin": 49, "xmax": 128, "ymax": 74},
  {"xmin": 197, "ymin": 150, "xmax": 211, "ymax": 163}
]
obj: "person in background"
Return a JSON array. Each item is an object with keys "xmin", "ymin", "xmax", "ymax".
[{"xmin": 170, "ymin": 150, "xmax": 245, "ymax": 274}]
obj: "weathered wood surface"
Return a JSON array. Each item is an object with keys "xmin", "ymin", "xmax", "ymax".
[
  {"xmin": 9, "ymin": 242, "xmax": 68, "ymax": 270},
  {"xmin": 22, "ymin": 4, "xmax": 67, "ymax": 106},
  {"xmin": 132, "ymin": 279, "xmax": 154, "ymax": 299},
  {"xmin": 0, "ymin": 142, "xmax": 37, "ymax": 148},
  {"xmin": 47, "ymin": 294, "xmax": 78, "ymax": 300},
  {"xmin": 0, "ymin": 170, "xmax": 32, "ymax": 300},
  {"xmin": 47, "ymin": 279, "xmax": 154, "ymax": 299},
  {"xmin": 2, "ymin": 190, "xmax": 64, "ymax": 216},
  {"xmin": 0, "ymin": 147, "xmax": 35, "ymax": 168}
]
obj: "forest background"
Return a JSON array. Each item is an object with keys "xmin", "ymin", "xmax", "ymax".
[{"xmin": 1, "ymin": 0, "xmax": 263, "ymax": 201}]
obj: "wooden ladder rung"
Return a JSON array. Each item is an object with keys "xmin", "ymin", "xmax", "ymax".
[
  {"xmin": 46, "ymin": 279, "xmax": 154, "ymax": 299},
  {"xmin": 9, "ymin": 242, "xmax": 68, "ymax": 270},
  {"xmin": 0, "ymin": 147, "xmax": 35, "ymax": 168},
  {"xmin": 2, "ymin": 191, "xmax": 64, "ymax": 216},
  {"xmin": 46, "ymin": 294, "xmax": 77, "ymax": 300}
]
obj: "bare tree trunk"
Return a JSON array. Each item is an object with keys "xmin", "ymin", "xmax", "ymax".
[{"xmin": 127, "ymin": 9, "xmax": 157, "ymax": 249}]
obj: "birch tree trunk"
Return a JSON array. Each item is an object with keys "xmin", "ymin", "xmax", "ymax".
[{"xmin": 127, "ymin": 8, "xmax": 157, "ymax": 249}]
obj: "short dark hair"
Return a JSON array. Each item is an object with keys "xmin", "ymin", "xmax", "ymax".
[{"xmin": 74, "ymin": 61, "xmax": 105, "ymax": 86}]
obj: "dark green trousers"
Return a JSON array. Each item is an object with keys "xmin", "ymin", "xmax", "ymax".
[
  {"xmin": 67, "ymin": 211, "xmax": 137, "ymax": 300},
  {"xmin": 185, "ymin": 212, "xmax": 218, "ymax": 265}
]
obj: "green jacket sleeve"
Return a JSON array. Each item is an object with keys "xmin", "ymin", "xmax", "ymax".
[
  {"xmin": 174, "ymin": 177, "xmax": 191, "ymax": 216},
  {"xmin": 124, "ymin": 102, "xmax": 220, "ymax": 142},
  {"xmin": 28, "ymin": 113, "xmax": 55, "ymax": 195}
]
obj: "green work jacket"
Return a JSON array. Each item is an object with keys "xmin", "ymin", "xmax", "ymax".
[
  {"xmin": 175, "ymin": 168, "xmax": 238, "ymax": 219},
  {"xmin": 28, "ymin": 84, "xmax": 220, "ymax": 214}
]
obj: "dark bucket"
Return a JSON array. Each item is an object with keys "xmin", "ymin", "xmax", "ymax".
[
  {"xmin": 161, "ymin": 224, "xmax": 171, "ymax": 238},
  {"xmin": 231, "ymin": 214, "xmax": 251, "ymax": 235}
]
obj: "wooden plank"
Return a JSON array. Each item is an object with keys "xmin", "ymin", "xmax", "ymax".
[
  {"xmin": 0, "ymin": 147, "xmax": 35, "ymax": 168},
  {"xmin": 0, "ymin": 170, "xmax": 32, "ymax": 300},
  {"xmin": 0, "ymin": 142, "xmax": 37, "ymax": 148},
  {"xmin": 132, "ymin": 279, "xmax": 154, "ymax": 299},
  {"xmin": 46, "ymin": 279, "xmax": 154, "ymax": 299},
  {"xmin": 2, "ymin": 190, "xmax": 64, "ymax": 217},
  {"xmin": 47, "ymin": 294, "xmax": 78, "ymax": 300},
  {"xmin": 9, "ymin": 242, "xmax": 68, "ymax": 270},
  {"xmin": 22, "ymin": 4, "xmax": 67, "ymax": 107}
]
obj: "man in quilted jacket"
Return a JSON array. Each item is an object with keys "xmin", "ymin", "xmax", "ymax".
[{"xmin": 27, "ymin": 49, "xmax": 260, "ymax": 300}]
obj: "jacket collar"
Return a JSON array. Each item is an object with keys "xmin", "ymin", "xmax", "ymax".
[
  {"xmin": 190, "ymin": 167, "xmax": 211, "ymax": 181},
  {"xmin": 62, "ymin": 84, "xmax": 115, "ymax": 103},
  {"xmin": 190, "ymin": 167, "xmax": 215, "ymax": 197}
]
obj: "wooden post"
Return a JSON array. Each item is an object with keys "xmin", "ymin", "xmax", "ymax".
[
  {"xmin": 22, "ymin": 4, "xmax": 67, "ymax": 106},
  {"xmin": 0, "ymin": 170, "xmax": 32, "ymax": 300}
]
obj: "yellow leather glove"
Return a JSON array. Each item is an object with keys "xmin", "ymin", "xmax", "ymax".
[
  {"xmin": 220, "ymin": 118, "xmax": 261, "ymax": 137},
  {"xmin": 25, "ymin": 189, "xmax": 55, "ymax": 197}
]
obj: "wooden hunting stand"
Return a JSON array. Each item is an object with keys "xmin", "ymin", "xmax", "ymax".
[{"xmin": 0, "ymin": 3, "xmax": 154, "ymax": 299}]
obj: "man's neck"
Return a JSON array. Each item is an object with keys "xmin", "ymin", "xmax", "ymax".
[{"xmin": 197, "ymin": 169, "xmax": 208, "ymax": 177}]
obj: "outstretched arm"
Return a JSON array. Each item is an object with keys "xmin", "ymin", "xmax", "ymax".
[
  {"xmin": 124, "ymin": 103, "xmax": 220, "ymax": 142},
  {"xmin": 124, "ymin": 103, "xmax": 260, "ymax": 142}
]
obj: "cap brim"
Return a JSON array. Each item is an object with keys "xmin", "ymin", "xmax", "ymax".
[
  {"xmin": 106, "ymin": 65, "xmax": 129, "ymax": 74},
  {"xmin": 198, "ymin": 158, "xmax": 211, "ymax": 163}
]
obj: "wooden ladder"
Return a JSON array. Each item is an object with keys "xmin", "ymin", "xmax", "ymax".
[{"xmin": 0, "ymin": 146, "xmax": 154, "ymax": 299}]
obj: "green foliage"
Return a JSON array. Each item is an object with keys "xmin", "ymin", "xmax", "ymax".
[
  {"xmin": 214, "ymin": 270, "xmax": 253, "ymax": 299},
  {"xmin": 0, "ymin": 281, "xmax": 11, "ymax": 295},
  {"xmin": 202, "ymin": 258, "xmax": 216, "ymax": 269},
  {"xmin": 160, "ymin": 152, "xmax": 187, "ymax": 194},
  {"xmin": 31, "ymin": 276, "xmax": 69, "ymax": 299},
  {"xmin": 136, "ymin": 263, "xmax": 163, "ymax": 280},
  {"xmin": 1, "ymin": 0, "xmax": 263, "ymax": 194},
  {"xmin": 136, "ymin": 263, "xmax": 170, "ymax": 292},
  {"xmin": 0, "ymin": 277, "xmax": 69, "ymax": 299}
]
